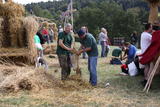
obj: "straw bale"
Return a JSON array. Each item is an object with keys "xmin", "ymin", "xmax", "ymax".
[
  {"xmin": 42, "ymin": 21, "xmax": 49, "ymax": 28},
  {"xmin": 6, "ymin": 0, "xmax": 13, "ymax": 2},
  {"xmin": 54, "ymin": 32, "xmax": 58, "ymax": 40},
  {"xmin": 49, "ymin": 23, "xmax": 56, "ymax": 28},
  {"xmin": 23, "ymin": 16, "xmax": 39, "ymax": 64},
  {"xmin": 8, "ymin": 17, "xmax": 23, "ymax": 47},
  {"xmin": 43, "ymin": 44, "xmax": 56, "ymax": 54},
  {"xmin": 0, "ymin": 2, "xmax": 24, "ymax": 17},
  {"xmin": 53, "ymin": 27, "xmax": 58, "ymax": 32}
]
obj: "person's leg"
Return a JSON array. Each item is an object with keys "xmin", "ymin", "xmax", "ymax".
[
  {"xmin": 58, "ymin": 55, "xmax": 69, "ymax": 80},
  {"xmin": 88, "ymin": 56, "xmax": 98, "ymax": 86},
  {"xmin": 101, "ymin": 41, "xmax": 105, "ymax": 57},
  {"xmin": 66, "ymin": 55, "xmax": 71, "ymax": 77},
  {"xmin": 105, "ymin": 46, "xmax": 109, "ymax": 57},
  {"xmin": 141, "ymin": 64, "xmax": 150, "ymax": 86},
  {"xmin": 88, "ymin": 57, "xmax": 92, "ymax": 83}
]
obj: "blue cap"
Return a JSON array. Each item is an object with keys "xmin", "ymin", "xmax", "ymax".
[{"xmin": 77, "ymin": 29, "xmax": 85, "ymax": 36}]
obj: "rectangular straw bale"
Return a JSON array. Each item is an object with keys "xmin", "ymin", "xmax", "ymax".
[{"xmin": 23, "ymin": 16, "xmax": 39, "ymax": 64}]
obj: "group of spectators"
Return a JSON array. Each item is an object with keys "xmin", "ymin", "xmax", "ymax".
[{"xmin": 110, "ymin": 23, "xmax": 160, "ymax": 87}]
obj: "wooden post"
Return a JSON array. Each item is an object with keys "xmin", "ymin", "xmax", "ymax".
[{"xmin": 143, "ymin": 56, "xmax": 160, "ymax": 93}]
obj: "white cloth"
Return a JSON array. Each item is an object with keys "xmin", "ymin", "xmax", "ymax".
[
  {"xmin": 35, "ymin": 43, "xmax": 43, "ymax": 50},
  {"xmin": 99, "ymin": 32, "xmax": 108, "ymax": 42},
  {"xmin": 128, "ymin": 62, "xmax": 138, "ymax": 76},
  {"xmin": 140, "ymin": 32, "xmax": 152, "ymax": 54}
]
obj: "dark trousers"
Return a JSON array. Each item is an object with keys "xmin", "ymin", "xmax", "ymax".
[
  {"xmin": 100, "ymin": 41, "xmax": 106, "ymax": 57},
  {"xmin": 58, "ymin": 55, "xmax": 71, "ymax": 80}
]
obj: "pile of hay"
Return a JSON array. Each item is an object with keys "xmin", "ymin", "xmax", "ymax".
[
  {"xmin": 0, "ymin": 66, "xmax": 60, "ymax": 93},
  {"xmin": 0, "ymin": 65, "xmax": 92, "ymax": 93}
]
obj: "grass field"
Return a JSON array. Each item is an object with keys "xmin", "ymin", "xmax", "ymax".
[{"xmin": 0, "ymin": 44, "xmax": 160, "ymax": 107}]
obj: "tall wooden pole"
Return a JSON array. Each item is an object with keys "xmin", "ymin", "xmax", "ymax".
[{"xmin": 71, "ymin": 0, "xmax": 73, "ymax": 28}]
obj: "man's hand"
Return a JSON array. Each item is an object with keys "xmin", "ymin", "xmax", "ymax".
[
  {"xmin": 76, "ymin": 50, "xmax": 83, "ymax": 56},
  {"xmin": 68, "ymin": 48, "xmax": 73, "ymax": 51}
]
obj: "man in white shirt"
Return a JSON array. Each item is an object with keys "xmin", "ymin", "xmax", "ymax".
[{"xmin": 140, "ymin": 23, "xmax": 152, "ymax": 86}]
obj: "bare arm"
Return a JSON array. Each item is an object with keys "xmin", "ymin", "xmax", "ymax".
[{"xmin": 59, "ymin": 39, "xmax": 72, "ymax": 51}]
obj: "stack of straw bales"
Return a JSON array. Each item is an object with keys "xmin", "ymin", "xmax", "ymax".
[
  {"xmin": 0, "ymin": 2, "xmax": 24, "ymax": 47},
  {"xmin": 0, "ymin": 2, "xmax": 39, "ymax": 64}
]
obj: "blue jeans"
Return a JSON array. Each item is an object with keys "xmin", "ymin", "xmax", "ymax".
[
  {"xmin": 101, "ymin": 41, "xmax": 106, "ymax": 57},
  {"xmin": 88, "ymin": 56, "xmax": 98, "ymax": 86}
]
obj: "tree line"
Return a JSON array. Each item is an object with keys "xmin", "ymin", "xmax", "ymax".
[{"xmin": 25, "ymin": 0, "xmax": 149, "ymax": 40}]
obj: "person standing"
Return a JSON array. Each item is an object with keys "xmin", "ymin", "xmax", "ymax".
[
  {"xmin": 99, "ymin": 28, "xmax": 109, "ymax": 57},
  {"xmin": 76, "ymin": 29, "xmax": 98, "ymax": 86},
  {"xmin": 81, "ymin": 26, "xmax": 88, "ymax": 59},
  {"xmin": 56, "ymin": 24, "xmax": 73, "ymax": 80},
  {"xmin": 140, "ymin": 23, "xmax": 153, "ymax": 86},
  {"xmin": 130, "ymin": 31, "xmax": 138, "ymax": 46},
  {"xmin": 48, "ymin": 27, "xmax": 54, "ymax": 43}
]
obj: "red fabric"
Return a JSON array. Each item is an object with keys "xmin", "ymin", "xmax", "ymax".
[
  {"xmin": 42, "ymin": 29, "xmax": 48, "ymax": 35},
  {"xmin": 121, "ymin": 64, "xmax": 128, "ymax": 69},
  {"xmin": 139, "ymin": 30, "xmax": 160, "ymax": 64}
]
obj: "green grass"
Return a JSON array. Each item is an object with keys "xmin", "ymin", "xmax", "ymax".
[{"xmin": 0, "ymin": 45, "xmax": 160, "ymax": 107}]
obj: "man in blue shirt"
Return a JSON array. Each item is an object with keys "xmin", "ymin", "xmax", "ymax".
[
  {"xmin": 76, "ymin": 29, "xmax": 98, "ymax": 86},
  {"xmin": 124, "ymin": 42, "xmax": 137, "ymax": 64}
]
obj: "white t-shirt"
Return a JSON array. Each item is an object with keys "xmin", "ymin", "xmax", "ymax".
[
  {"xmin": 99, "ymin": 32, "xmax": 108, "ymax": 42},
  {"xmin": 140, "ymin": 32, "xmax": 152, "ymax": 54}
]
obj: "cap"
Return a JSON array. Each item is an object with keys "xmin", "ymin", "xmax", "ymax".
[{"xmin": 77, "ymin": 29, "xmax": 85, "ymax": 36}]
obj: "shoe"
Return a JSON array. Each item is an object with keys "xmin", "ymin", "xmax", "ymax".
[{"xmin": 141, "ymin": 80, "xmax": 147, "ymax": 87}]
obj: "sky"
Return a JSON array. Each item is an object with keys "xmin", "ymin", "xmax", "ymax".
[{"xmin": 13, "ymin": 0, "xmax": 54, "ymax": 5}]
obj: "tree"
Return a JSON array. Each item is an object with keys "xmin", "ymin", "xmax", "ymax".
[{"xmin": 74, "ymin": 1, "xmax": 143, "ymax": 40}]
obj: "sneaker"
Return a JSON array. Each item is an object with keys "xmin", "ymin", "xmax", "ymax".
[{"xmin": 141, "ymin": 80, "xmax": 147, "ymax": 87}]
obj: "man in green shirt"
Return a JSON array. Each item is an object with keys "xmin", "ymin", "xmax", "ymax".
[
  {"xmin": 76, "ymin": 29, "xmax": 98, "ymax": 86},
  {"xmin": 110, "ymin": 47, "xmax": 123, "ymax": 65},
  {"xmin": 112, "ymin": 48, "xmax": 122, "ymax": 58},
  {"xmin": 56, "ymin": 24, "xmax": 73, "ymax": 80}
]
